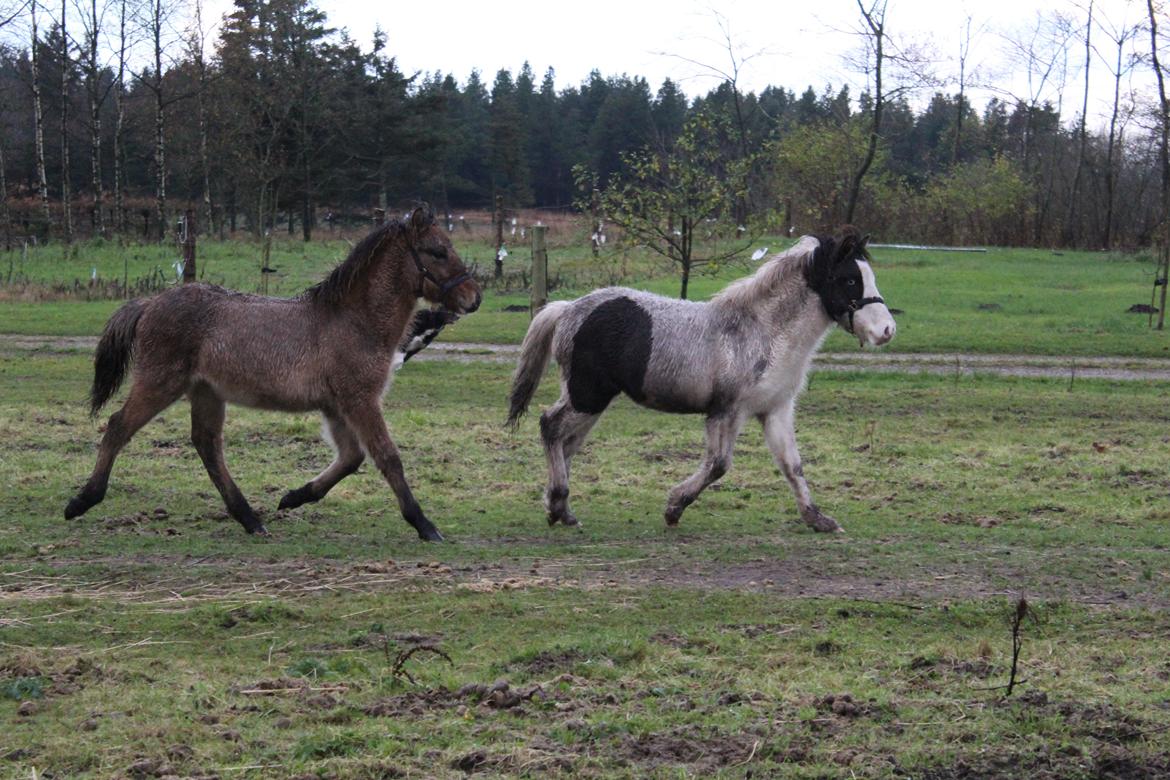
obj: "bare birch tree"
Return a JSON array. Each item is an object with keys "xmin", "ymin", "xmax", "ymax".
[
  {"xmin": 1095, "ymin": 5, "xmax": 1141, "ymax": 249},
  {"xmin": 56, "ymin": 0, "xmax": 73, "ymax": 242},
  {"xmin": 135, "ymin": 0, "xmax": 180, "ymax": 241},
  {"xmin": 1147, "ymin": 0, "xmax": 1169, "ymax": 328},
  {"xmin": 186, "ymin": 0, "xmax": 213, "ymax": 235},
  {"xmin": 844, "ymin": 0, "xmax": 934, "ymax": 224},
  {"xmin": 1064, "ymin": 1, "xmax": 1094, "ymax": 245},
  {"xmin": 112, "ymin": 0, "xmax": 131, "ymax": 235},
  {"xmin": 74, "ymin": 0, "xmax": 114, "ymax": 237},
  {"xmin": 29, "ymin": 0, "xmax": 51, "ymax": 226}
]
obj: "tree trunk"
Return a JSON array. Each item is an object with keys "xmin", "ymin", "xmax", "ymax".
[
  {"xmin": 1064, "ymin": 1, "xmax": 1093, "ymax": 247},
  {"xmin": 151, "ymin": 0, "xmax": 166, "ymax": 242},
  {"xmin": 30, "ymin": 2, "xmax": 51, "ymax": 228},
  {"xmin": 678, "ymin": 215, "xmax": 692, "ymax": 299},
  {"xmin": 114, "ymin": 0, "xmax": 127, "ymax": 237},
  {"xmin": 60, "ymin": 0, "xmax": 73, "ymax": 244},
  {"xmin": 85, "ymin": 0, "xmax": 104, "ymax": 238},
  {"xmin": 1102, "ymin": 31, "xmax": 1126, "ymax": 250},
  {"xmin": 1147, "ymin": 0, "xmax": 1170, "ymax": 329},
  {"xmin": 846, "ymin": 1, "xmax": 885, "ymax": 225},
  {"xmin": 0, "ymin": 132, "xmax": 10, "ymax": 251},
  {"xmin": 198, "ymin": 84, "xmax": 213, "ymax": 235}
]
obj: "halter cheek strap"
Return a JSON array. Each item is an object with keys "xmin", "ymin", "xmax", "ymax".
[{"xmin": 409, "ymin": 245, "xmax": 473, "ymax": 297}]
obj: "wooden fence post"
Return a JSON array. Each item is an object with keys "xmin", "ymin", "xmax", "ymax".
[
  {"xmin": 531, "ymin": 224, "xmax": 548, "ymax": 317},
  {"xmin": 180, "ymin": 209, "xmax": 196, "ymax": 283}
]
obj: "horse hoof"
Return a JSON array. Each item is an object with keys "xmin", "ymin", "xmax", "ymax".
[
  {"xmin": 548, "ymin": 512, "xmax": 579, "ymax": 527},
  {"xmin": 802, "ymin": 508, "xmax": 842, "ymax": 533},
  {"xmin": 278, "ymin": 486, "xmax": 315, "ymax": 511},
  {"xmin": 64, "ymin": 497, "xmax": 89, "ymax": 520},
  {"xmin": 419, "ymin": 527, "xmax": 445, "ymax": 542}
]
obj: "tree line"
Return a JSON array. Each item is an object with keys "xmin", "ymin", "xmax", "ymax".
[{"xmin": 0, "ymin": 0, "xmax": 1167, "ymax": 251}]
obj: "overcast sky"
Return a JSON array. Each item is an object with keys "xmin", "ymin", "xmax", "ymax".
[
  {"xmin": 4, "ymin": 0, "xmax": 1154, "ymax": 130},
  {"xmin": 279, "ymin": 0, "xmax": 1155, "ymax": 129}
]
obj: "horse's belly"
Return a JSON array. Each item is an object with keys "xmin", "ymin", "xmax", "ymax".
[
  {"xmin": 198, "ymin": 375, "xmax": 320, "ymax": 412},
  {"xmin": 635, "ymin": 386, "xmax": 711, "ymax": 415}
]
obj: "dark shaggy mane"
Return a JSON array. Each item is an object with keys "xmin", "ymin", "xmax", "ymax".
[{"xmin": 303, "ymin": 220, "xmax": 407, "ymax": 305}]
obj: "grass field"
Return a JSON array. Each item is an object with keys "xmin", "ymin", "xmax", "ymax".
[
  {"xmin": 2, "ymin": 229, "xmax": 1169, "ymax": 357},
  {"xmin": 2, "ymin": 345, "xmax": 1169, "ymax": 778}
]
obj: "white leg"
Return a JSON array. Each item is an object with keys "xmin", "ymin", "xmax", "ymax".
[
  {"xmin": 762, "ymin": 401, "xmax": 842, "ymax": 533},
  {"xmin": 664, "ymin": 413, "xmax": 745, "ymax": 526}
]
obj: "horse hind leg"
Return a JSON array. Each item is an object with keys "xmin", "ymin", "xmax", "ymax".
[
  {"xmin": 278, "ymin": 413, "xmax": 364, "ymax": 511},
  {"xmin": 65, "ymin": 375, "xmax": 184, "ymax": 520},
  {"xmin": 189, "ymin": 383, "xmax": 266, "ymax": 535},
  {"xmin": 664, "ymin": 413, "xmax": 745, "ymax": 526},
  {"xmin": 541, "ymin": 399, "xmax": 603, "ymax": 527}
]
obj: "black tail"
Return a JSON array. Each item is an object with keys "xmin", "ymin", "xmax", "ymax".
[{"xmin": 89, "ymin": 299, "xmax": 145, "ymax": 416}]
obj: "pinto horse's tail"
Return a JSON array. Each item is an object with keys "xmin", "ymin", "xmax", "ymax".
[
  {"xmin": 507, "ymin": 300, "xmax": 569, "ymax": 430},
  {"xmin": 89, "ymin": 298, "xmax": 146, "ymax": 417}
]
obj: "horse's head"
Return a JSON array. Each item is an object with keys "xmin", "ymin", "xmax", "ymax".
[
  {"xmin": 811, "ymin": 226, "xmax": 896, "ymax": 347},
  {"xmin": 406, "ymin": 205, "xmax": 482, "ymax": 315}
]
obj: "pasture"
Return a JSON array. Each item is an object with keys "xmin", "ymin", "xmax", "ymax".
[
  {"xmin": 2, "ymin": 230, "xmax": 1170, "ymax": 778},
  {"xmin": 1, "ymin": 228, "xmax": 1168, "ymax": 357},
  {"xmin": 2, "ymin": 346, "xmax": 1170, "ymax": 777}
]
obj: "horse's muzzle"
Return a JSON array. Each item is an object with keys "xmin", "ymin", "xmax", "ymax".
[{"xmin": 448, "ymin": 283, "xmax": 482, "ymax": 315}]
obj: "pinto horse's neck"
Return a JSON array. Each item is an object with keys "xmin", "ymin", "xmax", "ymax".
[{"xmin": 712, "ymin": 236, "xmax": 834, "ymax": 354}]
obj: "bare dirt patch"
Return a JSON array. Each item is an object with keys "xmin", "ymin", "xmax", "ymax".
[{"xmin": 5, "ymin": 535, "xmax": 1169, "ymax": 609}]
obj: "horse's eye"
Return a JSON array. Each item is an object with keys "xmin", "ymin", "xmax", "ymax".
[{"xmin": 846, "ymin": 279, "xmax": 856, "ymax": 286}]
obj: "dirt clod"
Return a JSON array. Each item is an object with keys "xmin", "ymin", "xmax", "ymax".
[{"xmin": 452, "ymin": 749, "xmax": 488, "ymax": 773}]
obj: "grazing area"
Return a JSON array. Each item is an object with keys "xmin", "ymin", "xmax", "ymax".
[
  {"xmin": 1, "ymin": 232, "xmax": 1168, "ymax": 357},
  {"xmin": 2, "ymin": 344, "xmax": 1169, "ymax": 777}
]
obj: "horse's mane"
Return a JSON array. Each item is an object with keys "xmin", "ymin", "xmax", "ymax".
[
  {"xmin": 711, "ymin": 235, "xmax": 821, "ymax": 311},
  {"xmin": 303, "ymin": 220, "xmax": 406, "ymax": 305}
]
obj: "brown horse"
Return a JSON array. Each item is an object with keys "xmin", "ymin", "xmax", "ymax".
[{"xmin": 64, "ymin": 207, "xmax": 481, "ymax": 540}]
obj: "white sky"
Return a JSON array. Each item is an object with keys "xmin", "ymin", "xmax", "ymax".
[
  {"xmin": 4, "ymin": 0, "xmax": 1155, "ymax": 130},
  {"xmin": 284, "ymin": 0, "xmax": 1156, "ymax": 130}
]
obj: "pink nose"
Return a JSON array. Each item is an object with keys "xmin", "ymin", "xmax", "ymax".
[{"xmin": 875, "ymin": 325, "xmax": 894, "ymax": 345}]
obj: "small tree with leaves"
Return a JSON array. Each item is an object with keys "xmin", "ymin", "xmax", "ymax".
[{"xmin": 581, "ymin": 111, "xmax": 754, "ymax": 299}]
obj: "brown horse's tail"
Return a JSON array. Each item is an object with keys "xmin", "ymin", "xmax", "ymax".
[
  {"xmin": 89, "ymin": 299, "xmax": 146, "ymax": 417},
  {"xmin": 507, "ymin": 301, "xmax": 569, "ymax": 430}
]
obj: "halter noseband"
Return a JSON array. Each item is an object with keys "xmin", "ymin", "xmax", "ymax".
[
  {"xmin": 843, "ymin": 296, "xmax": 885, "ymax": 334},
  {"xmin": 409, "ymin": 244, "xmax": 473, "ymax": 298}
]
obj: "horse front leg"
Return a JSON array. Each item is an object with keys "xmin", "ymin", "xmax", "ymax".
[
  {"xmin": 664, "ymin": 412, "xmax": 744, "ymax": 526},
  {"xmin": 342, "ymin": 401, "xmax": 442, "ymax": 542},
  {"xmin": 278, "ymin": 413, "xmax": 365, "ymax": 511},
  {"xmin": 761, "ymin": 401, "xmax": 842, "ymax": 533}
]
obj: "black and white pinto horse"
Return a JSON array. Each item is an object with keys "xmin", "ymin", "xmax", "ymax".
[{"xmin": 506, "ymin": 226, "xmax": 896, "ymax": 533}]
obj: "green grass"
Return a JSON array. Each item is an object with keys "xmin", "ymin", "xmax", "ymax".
[
  {"xmin": 3, "ymin": 231, "xmax": 1169, "ymax": 357},
  {"xmin": 2, "ymin": 349, "xmax": 1170, "ymax": 777}
]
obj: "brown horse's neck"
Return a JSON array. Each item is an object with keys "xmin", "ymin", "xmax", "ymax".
[{"xmin": 361, "ymin": 236, "xmax": 422, "ymax": 349}]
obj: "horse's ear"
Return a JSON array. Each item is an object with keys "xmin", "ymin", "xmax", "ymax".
[
  {"xmin": 833, "ymin": 225, "xmax": 865, "ymax": 263},
  {"xmin": 409, "ymin": 204, "xmax": 435, "ymax": 235}
]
